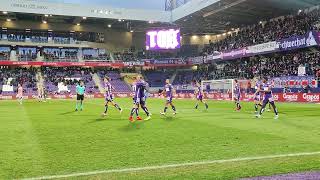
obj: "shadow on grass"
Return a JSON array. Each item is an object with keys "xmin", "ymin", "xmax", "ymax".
[
  {"xmin": 88, "ymin": 117, "xmax": 123, "ymax": 123},
  {"xmin": 58, "ymin": 111, "xmax": 77, "ymax": 115},
  {"xmin": 160, "ymin": 115, "xmax": 180, "ymax": 122},
  {"xmin": 118, "ymin": 121, "xmax": 145, "ymax": 131}
]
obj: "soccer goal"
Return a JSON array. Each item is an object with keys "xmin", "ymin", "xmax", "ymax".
[{"xmin": 201, "ymin": 79, "xmax": 252, "ymax": 101}]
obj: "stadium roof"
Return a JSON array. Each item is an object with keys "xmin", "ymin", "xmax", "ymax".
[
  {"xmin": 47, "ymin": 0, "xmax": 165, "ymax": 10},
  {"xmin": 175, "ymin": 0, "xmax": 320, "ymax": 34},
  {"xmin": 0, "ymin": 12, "xmax": 174, "ymax": 33},
  {"xmin": 0, "ymin": 0, "xmax": 320, "ymax": 34}
]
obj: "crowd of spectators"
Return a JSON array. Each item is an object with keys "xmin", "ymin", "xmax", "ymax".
[
  {"xmin": 43, "ymin": 48, "xmax": 78, "ymax": 62},
  {"xmin": 41, "ymin": 67, "xmax": 99, "ymax": 94},
  {"xmin": 53, "ymin": 37, "xmax": 73, "ymax": 44},
  {"xmin": 0, "ymin": 52, "xmax": 9, "ymax": 61},
  {"xmin": 0, "ymin": 67, "xmax": 37, "ymax": 94},
  {"xmin": 1, "ymin": 31, "xmax": 104, "ymax": 44},
  {"xmin": 83, "ymin": 54, "xmax": 110, "ymax": 61},
  {"xmin": 203, "ymin": 8, "xmax": 320, "ymax": 55},
  {"xmin": 0, "ymin": 47, "xmax": 10, "ymax": 61},
  {"xmin": 6, "ymin": 34, "xmax": 26, "ymax": 42},
  {"xmin": 114, "ymin": 51, "xmax": 136, "ymax": 62},
  {"xmin": 18, "ymin": 47, "xmax": 37, "ymax": 61},
  {"xmin": 0, "ymin": 46, "xmax": 112, "ymax": 62},
  {"xmin": 171, "ymin": 50, "xmax": 319, "ymax": 86},
  {"xmin": 82, "ymin": 48, "xmax": 111, "ymax": 61},
  {"xmin": 204, "ymin": 50, "xmax": 320, "ymax": 80},
  {"xmin": 42, "ymin": 67, "xmax": 92, "ymax": 86},
  {"xmin": 30, "ymin": 36, "xmax": 49, "ymax": 43},
  {"xmin": 173, "ymin": 67, "xmax": 214, "ymax": 86}
]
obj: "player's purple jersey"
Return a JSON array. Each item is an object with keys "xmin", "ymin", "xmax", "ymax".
[
  {"xmin": 262, "ymin": 82, "xmax": 274, "ymax": 102},
  {"xmin": 234, "ymin": 83, "xmax": 241, "ymax": 96},
  {"xmin": 255, "ymin": 82, "xmax": 261, "ymax": 94},
  {"xmin": 134, "ymin": 80, "xmax": 147, "ymax": 99},
  {"xmin": 197, "ymin": 87, "xmax": 202, "ymax": 96},
  {"xmin": 196, "ymin": 86, "xmax": 203, "ymax": 100},
  {"xmin": 262, "ymin": 82, "xmax": 272, "ymax": 95},
  {"xmin": 104, "ymin": 82, "xmax": 114, "ymax": 101},
  {"xmin": 254, "ymin": 81, "xmax": 262, "ymax": 101},
  {"xmin": 165, "ymin": 84, "xmax": 173, "ymax": 98},
  {"xmin": 105, "ymin": 82, "xmax": 113, "ymax": 97}
]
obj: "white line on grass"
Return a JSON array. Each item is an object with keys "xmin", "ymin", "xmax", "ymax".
[{"xmin": 21, "ymin": 151, "xmax": 320, "ymax": 180}]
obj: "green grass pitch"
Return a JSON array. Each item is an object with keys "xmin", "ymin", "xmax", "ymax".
[{"xmin": 0, "ymin": 98, "xmax": 320, "ymax": 179}]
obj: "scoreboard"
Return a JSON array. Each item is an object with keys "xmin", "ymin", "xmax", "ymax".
[{"xmin": 146, "ymin": 29, "xmax": 181, "ymax": 50}]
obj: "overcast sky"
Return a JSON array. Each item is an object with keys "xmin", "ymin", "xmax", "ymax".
[{"xmin": 47, "ymin": 0, "xmax": 166, "ymax": 10}]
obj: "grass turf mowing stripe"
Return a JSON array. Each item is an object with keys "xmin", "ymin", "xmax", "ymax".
[{"xmin": 21, "ymin": 151, "xmax": 320, "ymax": 180}]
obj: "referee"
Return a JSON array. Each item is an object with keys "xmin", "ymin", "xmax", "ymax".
[{"xmin": 75, "ymin": 81, "xmax": 85, "ymax": 111}]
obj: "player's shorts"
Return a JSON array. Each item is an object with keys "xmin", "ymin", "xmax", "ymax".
[
  {"xmin": 134, "ymin": 97, "xmax": 146, "ymax": 106},
  {"xmin": 16, "ymin": 94, "xmax": 23, "ymax": 99},
  {"xmin": 166, "ymin": 96, "xmax": 173, "ymax": 103},
  {"xmin": 105, "ymin": 95, "xmax": 114, "ymax": 102},
  {"xmin": 77, "ymin": 94, "xmax": 84, "ymax": 101},
  {"xmin": 263, "ymin": 94, "xmax": 274, "ymax": 104},
  {"xmin": 254, "ymin": 94, "xmax": 261, "ymax": 101},
  {"xmin": 197, "ymin": 95, "xmax": 203, "ymax": 101},
  {"xmin": 234, "ymin": 94, "xmax": 240, "ymax": 102}
]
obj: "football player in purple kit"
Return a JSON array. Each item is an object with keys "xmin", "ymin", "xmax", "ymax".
[
  {"xmin": 102, "ymin": 76, "xmax": 123, "ymax": 117},
  {"xmin": 141, "ymin": 76, "xmax": 152, "ymax": 117},
  {"xmin": 267, "ymin": 79, "xmax": 275, "ymax": 112},
  {"xmin": 160, "ymin": 79, "xmax": 177, "ymax": 116},
  {"xmin": 256, "ymin": 77, "xmax": 279, "ymax": 119},
  {"xmin": 234, "ymin": 79, "xmax": 242, "ymax": 111},
  {"xmin": 194, "ymin": 81, "xmax": 208, "ymax": 110},
  {"xmin": 129, "ymin": 75, "xmax": 151, "ymax": 122},
  {"xmin": 253, "ymin": 79, "xmax": 263, "ymax": 114}
]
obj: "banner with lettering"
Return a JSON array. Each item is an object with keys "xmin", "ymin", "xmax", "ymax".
[
  {"xmin": 189, "ymin": 31, "xmax": 320, "ymax": 63},
  {"xmin": 271, "ymin": 76, "xmax": 317, "ymax": 88},
  {"xmin": 277, "ymin": 31, "xmax": 319, "ymax": 51},
  {"xmin": 0, "ymin": 61, "xmax": 125, "ymax": 68},
  {"xmin": 1, "ymin": 93, "xmax": 320, "ymax": 103},
  {"xmin": 143, "ymin": 58, "xmax": 190, "ymax": 67}
]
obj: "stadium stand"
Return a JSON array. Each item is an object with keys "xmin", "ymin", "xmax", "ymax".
[
  {"xmin": 17, "ymin": 47, "xmax": 37, "ymax": 61},
  {"xmin": 0, "ymin": 46, "xmax": 10, "ymax": 61},
  {"xmin": 82, "ymin": 48, "xmax": 110, "ymax": 61},
  {"xmin": 0, "ymin": 67, "xmax": 37, "ymax": 95},
  {"xmin": 41, "ymin": 67, "xmax": 100, "ymax": 94},
  {"xmin": 43, "ymin": 48, "xmax": 79, "ymax": 62},
  {"xmin": 98, "ymin": 69, "xmax": 131, "ymax": 92},
  {"xmin": 143, "ymin": 69, "xmax": 175, "ymax": 87},
  {"xmin": 202, "ymin": 8, "xmax": 320, "ymax": 55}
]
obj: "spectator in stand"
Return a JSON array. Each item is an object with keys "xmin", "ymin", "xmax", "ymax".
[
  {"xmin": 43, "ymin": 48, "xmax": 78, "ymax": 62},
  {"xmin": 17, "ymin": 47, "xmax": 37, "ymax": 61},
  {"xmin": 0, "ymin": 47, "xmax": 10, "ymax": 61},
  {"xmin": 82, "ymin": 48, "xmax": 110, "ymax": 61},
  {"xmin": 0, "ymin": 67, "xmax": 37, "ymax": 95},
  {"xmin": 202, "ymin": 8, "xmax": 320, "ymax": 55},
  {"xmin": 316, "ymin": 69, "xmax": 320, "ymax": 87}
]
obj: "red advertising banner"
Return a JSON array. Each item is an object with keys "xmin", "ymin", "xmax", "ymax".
[
  {"xmin": 1, "ymin": 93, "xmax": 320, "ymax": 103},
  {"xmin": 0, "ymin": 61, "xmax": 124, "ymax": 68},
  {"xmin": 0, "ymin": 60, "xmax": 193, "ymax": 68}
]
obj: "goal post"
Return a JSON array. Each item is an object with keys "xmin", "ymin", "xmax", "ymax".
[
  {"xmin": 201, "ymin": 79, "xmax": 235, "ymax": 101},
  {"xmin": 201, "ymin": 79, "xmax": 252, "ymax": 101}
]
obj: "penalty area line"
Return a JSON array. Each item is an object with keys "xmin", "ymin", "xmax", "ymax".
[{"xmin": 21, "ymin": 151, "xmax": 320, "ymax": 180}]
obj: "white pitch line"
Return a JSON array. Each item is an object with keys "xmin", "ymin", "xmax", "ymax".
[{"xmin": 20, "ymin": 151, "xmax": 320, "ymax": 180}]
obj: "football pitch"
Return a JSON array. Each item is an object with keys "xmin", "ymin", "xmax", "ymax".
[{"xmin": 0, "ymin": 98, "xmax": 320, "ymax": 179}]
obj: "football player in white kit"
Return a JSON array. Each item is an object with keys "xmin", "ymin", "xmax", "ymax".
[{"xmin": 17, "ymin": 84, "xmax": 23, "ymax": 105}]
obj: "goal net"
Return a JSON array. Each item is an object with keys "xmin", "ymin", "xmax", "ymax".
[{"xmin": 201, "ymin": 79, "xmax": 252, "ymax": 101}]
